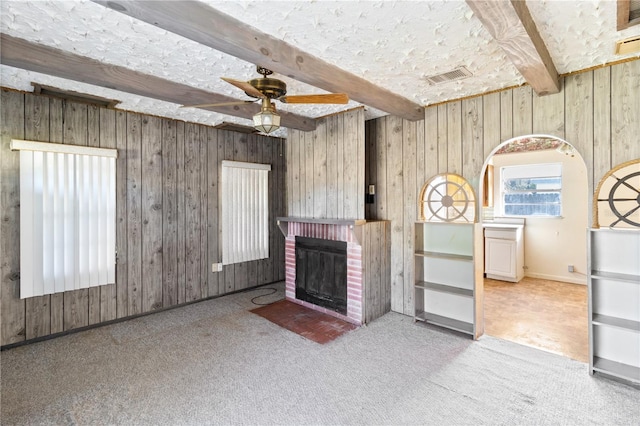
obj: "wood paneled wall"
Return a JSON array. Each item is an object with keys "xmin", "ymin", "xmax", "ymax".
[
  {"xmin": 361, "ymin": 221, "xmax": 391, "ymax": 324},
  {"xmin": 286, "ymin": 108, "xmax": 365, "ymax": 219},
  {"xmin": 365, "ymin": 59, "xmax": 640, "ymax": 315},
  {"xmin": 0, "ymin": 89, "xmax": 286, "ymax": 346}
]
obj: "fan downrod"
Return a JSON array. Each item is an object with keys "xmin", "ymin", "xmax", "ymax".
[{"xmin": 256, "ymin": 66, "xmax": 274, "ymax": 78}]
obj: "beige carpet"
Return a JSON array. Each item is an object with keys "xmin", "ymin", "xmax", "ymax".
[{"xmin": 1, "ymin": 282, "xmax": 638, "ymax": 425}]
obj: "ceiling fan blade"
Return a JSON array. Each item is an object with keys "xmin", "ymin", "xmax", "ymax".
[
  {"xmin": 181, "ymin": 100, "xmax": 256, "ymax": 108},
  {"xmin": 280, "ymin": 93, "xmax": 349, "ymax": 104},
  {"xmin": 221, "ymin": 77, "xmax": 266, "ymax": 99}
]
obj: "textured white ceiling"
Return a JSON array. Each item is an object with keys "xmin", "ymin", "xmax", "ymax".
[{"xmin": 1, "ymin": 0, "xmax": 639, "ymax": 138}]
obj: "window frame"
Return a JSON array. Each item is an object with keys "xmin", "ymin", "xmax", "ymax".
[{"xmin": 500, "ymin": 162, "xmax": 563, "ymax": 218}]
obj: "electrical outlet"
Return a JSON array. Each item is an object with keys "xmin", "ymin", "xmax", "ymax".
[
  {"xmin": 568, "ymin": 264, "xmax": 574, "ymax": 273},
  {"xmin": 212, "ymin": 263, "xmax": 223, "ymax": 272}
]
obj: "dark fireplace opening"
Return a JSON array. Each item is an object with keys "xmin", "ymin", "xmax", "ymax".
[{"xmin": 295, "ymin": 236, "xmax": 348, "ymax": 315}]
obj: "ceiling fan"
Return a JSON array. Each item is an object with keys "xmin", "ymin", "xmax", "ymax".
[{"xmin": 183, "ymin": 66, "xmax": 349, "ymax": 133}]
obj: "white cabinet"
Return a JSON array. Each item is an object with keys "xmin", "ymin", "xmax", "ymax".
[
  {"xmin": 588, "ymin": 228, "xmax": 640, "ymax": 385},
  {"xmin": 485, "ymin": 238, "xmax": 516, "ymax": 277},
  {"xmin": 484, "ymin": 224, "xmax": 524, "ymax": 282},
  {"xmin": 414, "ymin": 222, "xmax": 483, "ymax": 339}
]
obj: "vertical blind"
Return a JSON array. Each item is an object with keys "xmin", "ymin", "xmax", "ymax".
[
  {"xmin": 11, "ymin": 140, "xmax": 117, "ymax": 299},
  {"xmin": 221, "ymin": 160, "xmax": 270, "ymax": 265}
]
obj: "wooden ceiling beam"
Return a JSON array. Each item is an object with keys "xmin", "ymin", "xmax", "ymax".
[
  {"xmin": 0, "ymin": 34, "xmax": 316, "ymax": 131},
  {"xmin": 466, "ymin": 0, "xmax": 560, "ymax": 96},
  {"xmin": 92, "ymin": 0, "xmax": 426, "ymax": 121},
  {"xmin": 617, "ymin": 0, "xmax": 640, "ymax": 30}
]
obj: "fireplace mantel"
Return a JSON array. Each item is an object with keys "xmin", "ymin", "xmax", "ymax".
[
  {"xmin": 277, "ymin": 216, "xmax": 366, "ymax": 234},
  {"xmin": 276, "ymin": 217, "xmax": 370, "ymax": 243}
]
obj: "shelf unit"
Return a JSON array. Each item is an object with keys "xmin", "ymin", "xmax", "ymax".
[
  {"xmin": 588, "ymin": 228, "xmax": 640, "ymax": 384},
  {"xmin": 414, "ymin": 222, "xmax": 483, "ymax": 339}
]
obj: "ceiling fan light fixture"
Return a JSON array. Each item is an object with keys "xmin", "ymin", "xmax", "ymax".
[{"xmin": 253, "ymin": 99, "xmax": 281, "ymax": 134}]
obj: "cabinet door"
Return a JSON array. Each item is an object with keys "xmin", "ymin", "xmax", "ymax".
[{"xmin": 485, "ymin": 238, "xmax": 516, "ymax": 278}]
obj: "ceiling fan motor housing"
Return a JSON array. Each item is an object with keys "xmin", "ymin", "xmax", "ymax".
[{"xmin": 249, "ymin": 77, "xmax": 287, "ymax": 99}]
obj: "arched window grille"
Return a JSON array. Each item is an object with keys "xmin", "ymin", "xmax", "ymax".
[
  {"xmin": 418, "ymin": 173, "xmax": 477, "ymax": 223},
  {"xmin": 593, "ymin": 159, "xmax": 640, "ymax": 229}
]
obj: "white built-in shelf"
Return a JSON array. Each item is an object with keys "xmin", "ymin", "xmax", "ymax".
[
  {"xmin": 588, "ymin": 228, "xmax": 640, "ymax": 385},
  {"xmin": 415, "ymin": 281, "xmax": 474, "ymax": 298},
  {"xmin": 590, "ymin": 270, "xmax": 640, "ymax": 284},
  {"xmin": 593, "ymin": 357, "xmax": 640, "ymax": 383},
  {"xmin": 592, "ymin": 314, "xmax": 640, "ymax": 333},
  {"xmin": 415, "ymin": 311, "xmax": 474, "ymax": 335},
  {"xmin": 414, "ymin": 251, "xmax": 473, "ymax": 262},
  {"xmin": 414, "ymin": 221, "xmax": 480, "ymax": 339}
]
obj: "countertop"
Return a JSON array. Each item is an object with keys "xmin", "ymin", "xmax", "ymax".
[{"xmin": 482, "ymin": 223, "xmax": 524, "ymax": 229}]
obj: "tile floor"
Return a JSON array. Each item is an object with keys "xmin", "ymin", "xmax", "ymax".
[{"xmin": 483, "ymin": 277, "xmax": 589, "ymax": 363}]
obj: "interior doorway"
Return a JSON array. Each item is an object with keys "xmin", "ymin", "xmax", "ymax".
[{"xmin": 478, "ymin": 135, "xmax": 589, "ymax": 362}]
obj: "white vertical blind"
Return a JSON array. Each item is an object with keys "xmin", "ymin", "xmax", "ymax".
[
  {"xmin": 11, "ymin": 139, "xmax": 117, "ymax": 299},
  {"xmin": 221, "ymin": 160, "xmax": 271, "ymax": 265},
  {"xmin": 501, "ymin": 163, "xmax": 562, "ymax": 179}
]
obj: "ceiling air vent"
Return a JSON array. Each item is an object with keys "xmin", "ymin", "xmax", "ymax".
[
  {"xmin": 615, "ymin": 35, "xmax": 640, "ymax": 55},
  {"xmin": 424, "ymin": 66, "xmax": 472, "ymax": 85}
]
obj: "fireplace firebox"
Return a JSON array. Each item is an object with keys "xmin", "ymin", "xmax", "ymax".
[{"xmin": 295, "ymin": 236, "xmax": 347, "ymax": 315}]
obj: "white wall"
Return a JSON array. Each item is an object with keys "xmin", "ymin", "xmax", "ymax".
[{"xmin": 491, "ymin": 149, "xmax": 588, "ymax": 284}]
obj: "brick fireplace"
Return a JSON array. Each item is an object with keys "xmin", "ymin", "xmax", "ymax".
[
  {"xmin": 284, "ymin": 221, "xmax": 364, "ymax": 325},
  {"xmin": 278, "ymin": 217, "xmax": 391, "ymax": 326}
]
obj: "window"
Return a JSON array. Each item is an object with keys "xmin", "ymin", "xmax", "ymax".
[
  {"xmin": 594, "ymin": 159, "xmax": 640, "ymax": 229},
  {"xmin": 501, "ymin": 163, "xmax": 562, "ymax": 217},
  {"xmin": 221, "ymin": 161, "xmax": 270, "ymax": 265},
  {"xmin": 418, "ymin": 173, "xmax": 476, "ymax": 223},
  {"xmin": 11, "ymin": 139, "xmax": 117, "ymax": 299}
]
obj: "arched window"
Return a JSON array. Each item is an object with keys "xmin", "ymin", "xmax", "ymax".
[
  {"xmin": 593, "ymin": 159, "xmax": 640, "ymax": 229},
  {"xmin": 418, "ymin": 173, "xmax": 476, "ymax": 223}
]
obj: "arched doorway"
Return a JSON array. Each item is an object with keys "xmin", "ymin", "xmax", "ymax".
[{"xmin": 478, "ymin": 135, "xmax": 590, "ymax": 362}]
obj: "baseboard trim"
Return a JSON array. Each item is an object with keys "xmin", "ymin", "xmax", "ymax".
[
  {"xmin": 525, "ymin": 272, "xmax": 586, "ymax": 285},
  {"xmin": 1, "ymin": 280, "xmax": 285, "ymax": 351}
]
